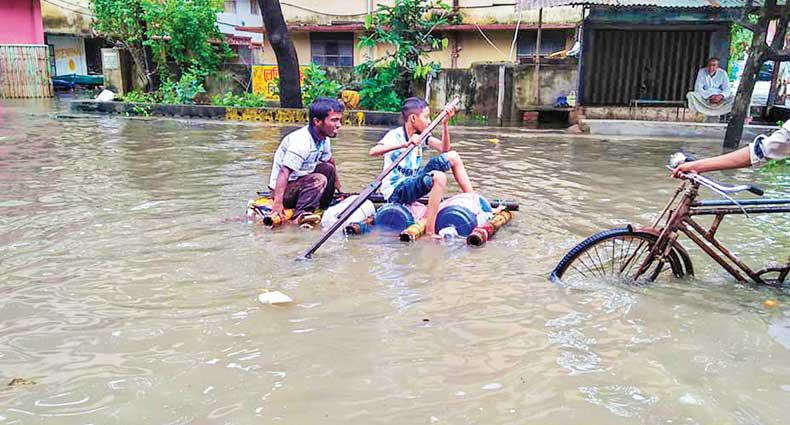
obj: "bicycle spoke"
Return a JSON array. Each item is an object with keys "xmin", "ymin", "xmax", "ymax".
[
  {"xmin": 583, "ymin": 251, "xmax": 606, "ymax": 277},
  {"xmin": 611, "ymin": 238, "xmax": 616, "ymax": 275},
  {"xmin": 570, "ymin": 264, "xmax": 589, "ymax": 278}
]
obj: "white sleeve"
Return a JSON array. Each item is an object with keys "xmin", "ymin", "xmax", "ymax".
[
  {"xmin": 281, "ymin": 137, "xmax": 309, "ymax": 172},
  {"xmin": 750, "ymin": 121, "xmax": 790, "ymax": 167}
]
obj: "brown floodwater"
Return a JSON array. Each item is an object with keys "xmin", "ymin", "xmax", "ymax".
[{"xmin": 1, "ymin": 99, "xmax": 789, "ymax": 424}]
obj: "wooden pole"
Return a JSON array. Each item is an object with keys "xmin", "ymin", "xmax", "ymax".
[{"xmin": 534, "ymin": 8, "xmax": 543, "ymax": 105}]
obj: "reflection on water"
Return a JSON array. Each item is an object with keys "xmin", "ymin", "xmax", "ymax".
[{"xmin": 1, "ymin": 99, "xmax": 789, "ymax": 424}]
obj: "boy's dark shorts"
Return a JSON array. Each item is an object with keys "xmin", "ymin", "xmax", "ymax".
[{"xmin": 389, "ymin": 154, "xmax": 452, "ymax": 204}]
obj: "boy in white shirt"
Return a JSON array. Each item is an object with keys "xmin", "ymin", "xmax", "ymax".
[{"xmin": 369, "ymin": 98, "xmax": 474, "ymax": 237}]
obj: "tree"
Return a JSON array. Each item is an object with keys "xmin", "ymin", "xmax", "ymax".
[
  {"xmin": 723, "ymin": 0, "xmax": 790, "ymax": 149},
  {"xmin": 91, "ymin": 0, "xmax": 232, "ymax": 91},
  {"xmin": 358, "ymin": 0, "xmax": 453, "ymax": 99},
  {"xmin": 90, "ymin": 0, "xmax": 152, "ymax": 90},
  {"xmin": 257, "ymin": 0, "xmax": 302, "ymax": 108},
  {"xmin": 143, "ymin": 0, "xmax": 232, "ymax": 82}
]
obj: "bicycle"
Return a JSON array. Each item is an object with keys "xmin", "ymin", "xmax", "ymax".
[{"xmin": 551, "ymin": 153, "xmax": 790, "ymax": 286}]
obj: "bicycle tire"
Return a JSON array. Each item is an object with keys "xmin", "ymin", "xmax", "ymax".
[{"xmin": 550, "ymin": 227, "xmax": 691, "ymax": 284}]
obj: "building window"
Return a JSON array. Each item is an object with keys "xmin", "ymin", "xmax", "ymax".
[
  {"xmin": 224, "ymin": 0, "xmax": 236, "ymax": 13},
  {"xmin": 311, "ymin": 33, "xmax": 354, "ymax": 67},
  {"xmin": 250, "ymin": 0, "xmax": 259, "ymax": 15},
  {"xmin": 517, "ymin": 30, "xmax": 568, "ymax": 59}
]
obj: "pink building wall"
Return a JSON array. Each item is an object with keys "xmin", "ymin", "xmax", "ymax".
[{"xmin": 0, "ymin": 0, "xmax": 45, "ymax": 45}]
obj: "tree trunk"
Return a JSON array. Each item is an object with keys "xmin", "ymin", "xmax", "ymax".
[
  {"xmin": 258, "ymin": 0, "xmax": 302, "ymax": 108},
  {"xmin": 723, "ymin": 43, "xmax": 764, "ymax": 149},
  {"xmin": 127, "ymin": 46, "xmax": 151, "ymax": 91},
  {"xmin": 723, "ymin": 0, "xmax": 787, "ymax": 149}
]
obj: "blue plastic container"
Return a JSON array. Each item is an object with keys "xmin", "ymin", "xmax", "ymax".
[
  {"xmin": 435, "ymin": 205, "xmax": 478, "ymax": 237},
  {"xmin": 374, "ymin": 203, "xmax": 414, "ymax": 231}
]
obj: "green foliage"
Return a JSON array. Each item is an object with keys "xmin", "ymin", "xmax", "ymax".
[
  {"xmin": 356, "ymin": 61, "xmax": 402, "ymax": 112},
  {"xmin": 159, "ymin": 69, "xmax": 206, "ymax": 104},
  {"xmin": 211, "ymin": 92, "xmax": 269, "ymax": 108},
  {"xmin": 91, "ymin": 0, "xmax": 232, "ymax": 87},
  {"xmin": 121, "ymin": 69, "xmax": 205, "ymax": 105},
  {"xmin": 121, "ymin": 90, "xmax": 158, "ymax": 103},
  {"xmin": 90, "ymin": 0, "xmax": 147, "ymax": 47},
  {"xmin": 301, "ymin": 64, "xmax": 342, "ymax": 105},
  {"xmin": 728, "ymin": 19, "xmax": 757, "ymax": 79},
  {"xmin": 358, "ymin": 0, "xmax": 451, "ymax": 99},
  {"xmin": 142, "ymin": 0, "xmax": 232, "ymax": 80}
]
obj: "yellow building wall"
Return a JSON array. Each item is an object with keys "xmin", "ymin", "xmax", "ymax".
[
  {"xmin": 261, "ymin": 33, "xmax": 312, "ymax": 65},
  {"xmin": 264, "ymin": 1, "xmax": 583, "ymax": 68},
  {"xmin": 276, "ymin": 1, "xmax": 583, "ymax": 26}
]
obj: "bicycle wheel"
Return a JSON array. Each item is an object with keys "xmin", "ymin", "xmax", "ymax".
[{"xmin": 551, "ymin": 228, "xmax": 690, "ymax": 285}]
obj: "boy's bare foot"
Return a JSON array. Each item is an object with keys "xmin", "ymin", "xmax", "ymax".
[{"xmin": 427, "ymin": 232, "xmax": 443, "ymax": 240}]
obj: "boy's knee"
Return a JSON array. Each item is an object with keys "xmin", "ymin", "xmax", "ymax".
[
  {"xmin": 445, "ymin": 150, "xmax": 461, "ymax": 164},
  {"xmin": 431, "ymin": 171, "xmax": 447, "ymax": 187}
]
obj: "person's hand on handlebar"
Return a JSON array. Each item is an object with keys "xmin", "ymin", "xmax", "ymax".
[
  {"xmin": 671, "ymin": 161, "xmax": 698, "ymax": 178},
  {"xmin": 671, "ymin": 147, "xmax": 753, "ymax": 179}
]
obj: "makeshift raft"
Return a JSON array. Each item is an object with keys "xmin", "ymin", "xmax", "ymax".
[{"xmin": 247, "ymin": 192, "xmax": 516, "ymax": 247}]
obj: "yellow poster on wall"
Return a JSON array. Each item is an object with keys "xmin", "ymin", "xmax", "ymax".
[{"xmin": 252, "ymin": 65, "xmax": 308, "ymax": 101}]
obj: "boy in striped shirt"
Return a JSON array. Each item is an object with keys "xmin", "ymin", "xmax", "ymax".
[{"xmin": 369, "ymin": 98, "xmax": 474, "ymax": 237}]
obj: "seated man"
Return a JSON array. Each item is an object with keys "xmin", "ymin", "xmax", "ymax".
[
  {"xmin": 269, "ymin": 98, "xmax": 344, "ymax": 223},
  {"xmin": 686, "ymin": 57, "xmax": 734, "ymax": 118},
  {"xmin": 368, "ymin": 97, "xmax": 473, "ymax": 237},
  {"xmin": 672, "ymin": 120, "xmax": 790, "ymax": 175}
]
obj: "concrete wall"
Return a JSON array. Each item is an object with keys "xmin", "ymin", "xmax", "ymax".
[
  {"xmin": 424, "ymin": 61, "xmax": 576, "ymax": 124},
  {"xmin": 514, "ymin": 60, "xmax": 578, "ymax": 107},
  {"xmin": 41, "ymin": 0, "xmax": 92, "ymax": 36},
  {"xmin": 0, "ymin": 0, "xmax": 44, "ymax": 44}
]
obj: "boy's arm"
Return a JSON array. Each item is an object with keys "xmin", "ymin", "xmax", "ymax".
[
  {"xmin": 427, "ymin": 105, "xmax": 456, "ymax": 152},
  {"xmin": 672, "ymin": 148, "xmax": 751, "ymax": 177},
  {"xmin": 369, "ymin": 135, "xmax": 416, "ymax": 157}
]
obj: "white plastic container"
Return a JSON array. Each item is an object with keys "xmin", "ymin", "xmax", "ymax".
[{"xmin": 321, "ymin": 195, "xmax": 376, "ymax": 230}]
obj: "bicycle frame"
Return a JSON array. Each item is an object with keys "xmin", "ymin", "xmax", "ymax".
[{"xmin": 636, "ymin": 180, "xmax": 790, "ymax": 285}]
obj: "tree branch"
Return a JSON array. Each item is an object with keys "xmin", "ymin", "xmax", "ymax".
[
  {"xmin": 767, "ymin": 48, "xmax": 790, "ymax": 61},
  {"xmin": 736, "ymin": 19, "xmax": 760, "ymax": 33}
]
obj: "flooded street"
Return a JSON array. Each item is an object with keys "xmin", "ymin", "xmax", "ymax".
[{"xmin": 1, "ymin": 99, "xmax": 790, "ymax": 424}]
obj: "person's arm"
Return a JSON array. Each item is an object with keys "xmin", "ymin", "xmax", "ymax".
[
  {"xmin": 369, "ymin": 135, "xmax": 417, "ymax": 157},
  {"xmin": 327, "ymin": 156, "xmax": 342, "ymax": 191},
  {"xmin": 427, "ymin": 105, "xmax": 456, "ymax": 152},
  {"xmin": 672, "ymin": 148, "xmax": 751, "ymax": 177},
  {"xmin": 272, "ymin": 166, "xmax": 292, "ymax": 216}
]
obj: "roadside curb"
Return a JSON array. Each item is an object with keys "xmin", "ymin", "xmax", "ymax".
[
  {"xmin": 582, "ymin": 119, "xmax": 777, "ymax": 143},
  {"xmin": 69, "ymin": 100, "xmax": 402, "ymax": 127}
]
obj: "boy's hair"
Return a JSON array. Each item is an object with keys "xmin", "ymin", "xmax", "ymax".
[
  {"xmin": 401, "ymin": 97, "xmax": 429, "ymax": 120},
  {"xmin": 309, "ymin": 98, "xmax": 344, "ymax": 123}
]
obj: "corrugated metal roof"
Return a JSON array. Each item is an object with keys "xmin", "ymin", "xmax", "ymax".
[{"xmin": 519, "ymin": 0, "xmax": 746, "ymax": 9}]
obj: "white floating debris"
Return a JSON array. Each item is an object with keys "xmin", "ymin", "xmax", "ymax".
[
  {"xmin": 679, "ymin": 393, "xmax": 702, "ymax": 405},
  {"xmin": 96, "ymin": 89, "xmax": 116, "ymax": 102},
  {"xmin": 482, "ymin": 383, "xmax": 503, "ymax": 391},
  {"xmin": 258, "ymin": 290, "xmax": 293, "ymax": 305}
]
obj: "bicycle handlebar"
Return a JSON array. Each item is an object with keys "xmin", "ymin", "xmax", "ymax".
[{"xmin": 668, "ymin": 166, "xmax": 764, "ymax": 197}]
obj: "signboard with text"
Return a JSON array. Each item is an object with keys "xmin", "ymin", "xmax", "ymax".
[{"xmin": 251, "ymin": 65, "xmax": 307, "ymax": 101}]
